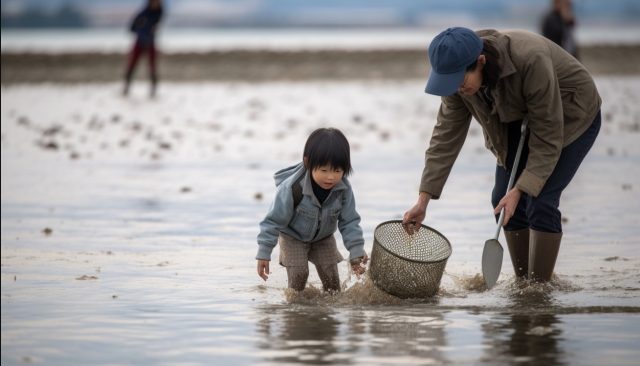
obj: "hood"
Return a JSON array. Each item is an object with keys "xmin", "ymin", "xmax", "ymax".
[{"xmin": 273, "ymin": 162, "xmax": 306, "ymax": 187}]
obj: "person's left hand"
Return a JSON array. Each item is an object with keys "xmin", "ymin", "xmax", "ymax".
[
  {"xmin": 493, "ymin": 187, "xmax": 523, "ymax": 227},
  {"xmin": 350, "ymin": 253, "xmax": 369, "ymax": 275}
]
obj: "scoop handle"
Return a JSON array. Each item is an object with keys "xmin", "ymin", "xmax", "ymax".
[{"xmin": 494, "ymin": 115, "xmax": 529, "ymax": 240}]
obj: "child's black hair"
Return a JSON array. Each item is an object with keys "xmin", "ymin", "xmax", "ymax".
[{"xmin": 303, "ymin": 128, "xmax": 353, "ymax": 176}]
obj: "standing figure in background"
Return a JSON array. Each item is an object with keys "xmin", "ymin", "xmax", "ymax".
[
  {"xmin": 542, "ymin": 0, "xmax": 578, "ymax": 59},
  {"xmin": 123, "ymin": 0, "xmax": 163, "ymax": 98}
]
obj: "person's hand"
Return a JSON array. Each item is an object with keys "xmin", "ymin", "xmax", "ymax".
[
  {"xmin": 493, "ymin": 187, "xmax": 522, "ymax": 227},
  {"xmin": 402, "ymin": 192, "xmax": 432, "ymax": 234},
  {"xmin": 350, "ymin": 254, "xmax": 369, "ymax": 275},
  {"xmin": 257, "ymin": 260, "xmax": 270, "ymax": 281}
]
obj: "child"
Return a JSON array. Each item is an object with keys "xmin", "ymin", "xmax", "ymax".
[{"xmin": 256, "ymin": 128, "xmax": 368, "ymax": 292}]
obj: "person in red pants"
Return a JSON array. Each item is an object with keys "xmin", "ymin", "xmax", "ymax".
[{"xmin": 123, "ymin": 0, "xmax": 163, "ymax": 98}]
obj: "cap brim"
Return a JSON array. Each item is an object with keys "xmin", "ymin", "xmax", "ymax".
[{"xmin": 424, "ymin": 68, "xmax": 466, "ymax": 97}]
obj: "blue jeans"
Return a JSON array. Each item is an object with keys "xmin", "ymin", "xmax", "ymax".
[{"xmin": 492, "ymin": 110, "xmax": 601, "ymax": 233}]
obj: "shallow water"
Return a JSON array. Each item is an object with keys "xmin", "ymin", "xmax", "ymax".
[
  {"xmin": 2, "ymin": 79, "xmax": 640, "ymax": 365},
  {"xmin": 2, "ymin": 26, "xmax": 640, "ymax": 54}
]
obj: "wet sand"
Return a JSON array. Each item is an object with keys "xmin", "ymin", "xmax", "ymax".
[
  {"xmin": 2, "ymin": 45, "xmax": 640, "ymax": 84},
  {"xmin": 2, "ymin": 79, "xmax": 639, "ymax": 364}
]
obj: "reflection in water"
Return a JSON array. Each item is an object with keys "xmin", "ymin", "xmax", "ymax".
[
  {"xmin": 364, "ymin": 309, "xmax": 447, "ymax": 360},
  {"xmin": 480, "ymin": 313, "xmax": 564, "ymax": 366},
  {"xmin": 256, "ymin": 306, "xmax": 342, "ymax": 364},
  {"xmin": 475, "ymin": 279, "xmax": 566, "ymax": 365},
  {"xmin": 255, "ymin": 304, "xmax": 448, "ymax": 364}
]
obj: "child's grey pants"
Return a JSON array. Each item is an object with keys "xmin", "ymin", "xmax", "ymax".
[{"xmin": 278, "ymin": 232, "xmax": 343, "ymax": 292}]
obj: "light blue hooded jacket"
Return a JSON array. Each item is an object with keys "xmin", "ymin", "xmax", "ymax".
[{"xmin": 256, "ymin": 162, "xmax": 365, "ymax": 261}]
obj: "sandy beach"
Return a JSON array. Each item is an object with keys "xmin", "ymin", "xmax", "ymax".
[
  {"xmin": 2, "ymin": 44, "xmax": 640, "ymax": 84},
  {"xmin": 2, "ymin": 18, "xmax": 640, "ymax": 366},
  {"xmin": 2, "ymin": 76, "xmax": 639, "ymax": 364}
]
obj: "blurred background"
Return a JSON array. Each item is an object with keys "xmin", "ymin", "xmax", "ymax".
[
  {"xmin": 2, "ymin": 2, "xmax": 640, "ymax": 365},
  {"xmin": 2, "ymin": 0, "xmax": 639, "ymax": 83},
  {"xmin": 2, "ymin": 0, "xmax": 640, "ymax": 28}
]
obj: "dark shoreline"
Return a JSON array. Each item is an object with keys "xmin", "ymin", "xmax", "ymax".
[{"xmin": 2, "ymin": 45, "xmax": 639, "ymax": 84}]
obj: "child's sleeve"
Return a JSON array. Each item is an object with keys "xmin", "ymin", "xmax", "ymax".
[
  {"xmin": 256, "ymin": 185, "xmax": 294, "ymax": 261},
  {"xmin": 338, "ymin": 187, "xmax": 366, "ymax": 259}
]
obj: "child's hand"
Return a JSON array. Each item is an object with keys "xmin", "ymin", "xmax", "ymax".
[
  {"xmin": 350, "ymin": 254, "xmax": 369, "ymax": 275},
  {"xmin": 257, "ymin": 260, "xmax": 270, "ymax": 281}
]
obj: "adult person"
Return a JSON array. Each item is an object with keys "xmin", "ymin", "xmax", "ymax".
[
  {"xmin": 123, "ymin": 0, "xmax": 163, "ymax": 98},
  {"xmin": 402, "ymin": 27, "xmax": 601, "ymax": 282},
  {"xmin": 542, "ymin": 0, "xmax": 578, "ymax": 59}
]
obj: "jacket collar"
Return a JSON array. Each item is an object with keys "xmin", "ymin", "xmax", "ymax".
[
  {"xmin": 483, "ymin": 32, "xmax": 517, "ymax": 80},
  {"xmin": 459, "ymin": 30, "xmax": 517, "ymax": 117},
  {"xmin": 301, "ymin": 169, "xmax": 347, "ymax": 207}
]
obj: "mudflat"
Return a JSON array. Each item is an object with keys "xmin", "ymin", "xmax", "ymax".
[{"xmin": 2, "ymin": 45, "xmax": 639, "ymax": 84}]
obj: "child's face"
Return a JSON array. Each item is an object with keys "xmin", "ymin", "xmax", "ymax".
[{"xmin": 311, "ymin": 165, "xmax": 344, "ymax": 190}]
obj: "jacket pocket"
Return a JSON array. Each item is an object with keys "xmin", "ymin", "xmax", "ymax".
[
  {"xmin": 328, "ymin": 209, "xmax": 340, "ymax": 228},
  {"xmin": 290, "ymin": 206, "xmax": 316, "ymax": 238}
]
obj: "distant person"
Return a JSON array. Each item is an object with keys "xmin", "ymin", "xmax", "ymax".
[
  {"xmin": 403, "ymin": 27, "xmax": 601, "ymax": 282},
  {"xmin": 542, "ymin": 0, "xmax": 578, "ymax": 59},
  {"xmin": 123, "ymin": 0, "xmax": 163, "ymax": 97},
  {"xmin": 256, "ymin": 128, "xmax": 368, "ymax": 292}
]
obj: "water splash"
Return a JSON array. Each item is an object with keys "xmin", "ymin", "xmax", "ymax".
[
  {"xmin": 447, "ymin": 272, "xmax": 488, "ymax": 293},
  {"xmin": 284, "ymin": 273, "xmax": 402, "ymax": 306}
]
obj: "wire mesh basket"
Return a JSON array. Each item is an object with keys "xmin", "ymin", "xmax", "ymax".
[{"xmin": 369, "ymin": 220, "xmax": 452, "ymax": 299}]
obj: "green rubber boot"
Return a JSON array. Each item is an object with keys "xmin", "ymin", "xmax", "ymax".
[
  {"xmin": 528, "ymin": 229, "xmax": 563, "ymax": 282},
  {"xmin": 504, "ymin": 228, "xmax": 530, "ymax": 279}
]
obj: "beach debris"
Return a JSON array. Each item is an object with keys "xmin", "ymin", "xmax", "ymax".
[
  {"xmin": 111, "ymin": 114, "xmax": 121, "ymax": 123},
  {"xmin": 180, "ymin": 187, "xmax": 191, "ymax": 193},
  {"xmin": 604, "ymin": 112, "xmax": 613, "ymax": 122},
  {"xmin": 112, "ymin": 295, "xmax": 118, "ymax": 299},
  {"xmin": 38, "ymin": 141, "xmax": 58, "ymax": 150},
  {"xmin": 22, "ymin": 356, "xmax": 32, "ymax": 363},
  {"xmin": 42, "ymin": 228, "xmax": 53, "ymax": 235},
  {"xmin": 603, "ymin": 256, "xmax": 628, "ymax": 261},
  {"xmin": 130, "ymin": 122, "xmax": 142, "ymax": 132},
  {"xmin": 254, "ymin": 192, "xmax": 263, "ymax": 200},
  {"xmin": 14, "ymin": 275, "xmax": 16, "ymax": 281},
  {"xmin": 17, "ymin": 116, "xmax": 30, "ymax": 126},
  {"xmin": 70, "ymin": 152, "xmax": 80, "ymax": 160},
  {"xmin": 561, "ymin": 216, "xmax": 569, "ymax": 224},
  {"xmin": 622, "ymin": 184, "xmax": 632, "ymax": 191},
  {"xmin": 157, "ymin": 261, "xmax": 169, "ymax": 267},
  {"xmin": 119, "ymin": 139, "xmax": 129, "ymax": 148},
  {"xmin": 76, "ymin": 275, "xmax": 98, "ymax": 280},
  {"xmin": 42, "ymin": 125, "xmax": 62, "ymax": 136},
  {"xmin": 352, "ymin": 115, "xmax": 362, "ymax": 124},
  {"xmin": 379, "ymin": 131, "xmax": 390, "ymax": 141},
  {"xmin": 158, "ymin": 142, "xmax": 171, "ymax": 150}
]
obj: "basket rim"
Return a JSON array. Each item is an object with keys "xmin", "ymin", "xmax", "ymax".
[{"xmin": 373, "ymin": 219, "xmax": 452, "ymax": 264}]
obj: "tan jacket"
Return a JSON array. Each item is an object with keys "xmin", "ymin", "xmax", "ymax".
[{"xmin": 420, "ymin": 29, "xmax": 601, "ymax": 199}]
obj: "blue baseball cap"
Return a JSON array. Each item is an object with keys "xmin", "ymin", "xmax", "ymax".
[{"xmin": 425, "ymin": 27, "xmax": 483, "ymax": 96}]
